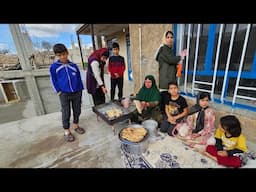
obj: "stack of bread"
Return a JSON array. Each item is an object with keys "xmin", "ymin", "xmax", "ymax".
[
  {"xmin": 106, "ymin": 108, "xmax": 122, "ymax": 119},
  {"xmin": 120, "ymin": 127, "xmax": 147, "ymax": 142}
]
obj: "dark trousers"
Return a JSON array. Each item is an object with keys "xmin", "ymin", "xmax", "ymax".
[
  {"xmin": 160, "ymin": 91, "xmax": 168, "ymax": 113},
  {"xmin": 110, "ymin": 77, "xmax": 124, "ymax": 100},
  {"xmin": 92, "ymin": 87, "xmax": 105, "ymax": 106},
  {"xmin": 160, "ymin": 115, "xmax": 182, "ymax": 136},
  {"xmin": 59, "ymin": 91, "xmax": 82, "ymax": 129}
]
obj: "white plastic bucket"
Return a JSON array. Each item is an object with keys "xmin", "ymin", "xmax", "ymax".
[{"xmin": 142, "ymin": 119, "xmax": 158, "ymax": 138}]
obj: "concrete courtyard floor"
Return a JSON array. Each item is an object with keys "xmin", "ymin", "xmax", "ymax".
[
  {"xmin": 1, "ymin": 103, "xmax": 256, "ymax": 168},
  {"xmin": 1, "ymin": 73, "xmax": 255, "ymax": 168},
  {"xmin": 0, "ymin": 107, "xmax": 128, "ymax": 168},
  {"xmin": 0, "ymin": 73, "xmax": 136, "ymax": 168}
]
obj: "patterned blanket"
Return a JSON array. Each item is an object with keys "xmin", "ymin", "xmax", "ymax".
[
  {"xmin": 121, "ymin": 133, "xmax": 256, "ymax": 168},
  {"xmin": 121, "ymin": 144, "xmax": 151, "ymax": 168},
  {"xmin": 143, "ymin": 136, "xmax": 223, "ymax": 168}
]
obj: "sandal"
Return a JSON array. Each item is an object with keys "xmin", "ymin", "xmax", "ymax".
[
  {"xmin": 74, "ymin": 127, "xmax": 85, "ymax": 134},
  {"xmin": 64, "ymin": 133, "xmax": 75, "ymax": 142}
]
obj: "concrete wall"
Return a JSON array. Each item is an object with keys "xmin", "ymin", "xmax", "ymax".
[
  {"xmin": 0, "ymin": 80, "xmax": 30, "ymax": 103},
  {"xmin": 129, "ymin": 24, "xmax": 172, "ymax": 93},
  {"xmin": 0, "ymin": 87, "xmax": 4, "ymax": 103},
  {"xmin": 36, "ymin": 76, "xmax": 60, "ymax": 114},
  {"xmin": 15, "ymin": 80, "xmax": 30, "ymax": 101},
  {"xmin": 185, "ymin": 96, "xmax": 256, "ymax": 144}
]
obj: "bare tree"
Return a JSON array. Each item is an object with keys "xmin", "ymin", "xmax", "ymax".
[
  {"xmin": 0, "ymin": 49, "xmax": 10, "ymax": 54},
  {"xmin": 41, "ymin": 41, "xmax": 52, "ymax": 65},
  {"xmin": 41, "ymin": 41, "xmax": 52, "ymax": 51}
]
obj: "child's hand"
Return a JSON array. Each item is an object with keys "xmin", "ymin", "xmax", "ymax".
[
  {"xmin": 217, "ymin": 150, "xmax": 228, "ymax": 157},
  {"xmin": 168, "ymin": 116, "xmax": 176, "ymax": 124},
  {"xmin": 191, "ymin": 133, "xmax": 200, "ymax": 139}
]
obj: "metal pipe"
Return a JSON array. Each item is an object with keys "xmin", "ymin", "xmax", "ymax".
[
  {"xmin": 221, "ymin": 24, "xmax": 236, "ymax": 103},
  {"xmin": 194, "ymin": 80, "xmax": 212, "ymax": 85},
  {"xmin": 232, "ymin": 24, "xmax": 251, "ymax": 109},
  {"xmin": 211, "ymin": 24, "xmax": 224, "ymax": 100},
  {"xmin": 177, "ymin": 24, "xmax": 184, "ymax": 86},
  {"xmin": 238, "ymin": 86, "xmax": 256, "ymax": 91},
  {"xmin": 184, "ymin": 24, "xmax": 191, "ymax": 93},
  {"xmin": 193, "ymin": 88, "xmax": 212, "ymax": 93},
  {"xmin": 192, "ymin": 24, "xmax": 201, "ymax": 96},
  {"xmin": 76, "ymin": 32, "xmax": 85, "ymax": 69},
  {"xmin": 91, "ymin": 24, "xmax": 96, "ymax": 51},
  {"xmin": 176, "ymin": 24, "xmax": 184, "ymax": 56},
  {"xmin": 139, "ymin": 24, "xmax": 142, "ymax": 85},
  {"xmin": 236, "ymin": 95, "xmax": 256, "ymax": 100}
]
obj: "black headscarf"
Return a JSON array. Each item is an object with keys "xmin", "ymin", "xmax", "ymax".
[{"xmin": 188, "ymin": 92, "xmax": 210, "ymax": 134}]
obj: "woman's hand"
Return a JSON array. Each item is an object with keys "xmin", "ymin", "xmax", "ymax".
[
  {"xmin": 140, "ymin": 101, "xmax": 150, "ymax": 111},
  {"xmin": 101, "ymin": 86, "xmax": 107, "ymax": 94},
  {"xmin": 180, "ymin": 49, "xmax": 187, "ymax": 59},
  {"xmin": 141, "ymin": 101, "xmax": 147, "ymax": 110}
]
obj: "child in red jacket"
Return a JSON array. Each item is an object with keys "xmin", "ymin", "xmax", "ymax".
[{"xmin": 108, "ymin": 42, "xmax": 126, "ymax": 100}]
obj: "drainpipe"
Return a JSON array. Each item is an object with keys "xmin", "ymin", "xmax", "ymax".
[
  {"xmin": 176, "ymin": 24, "xmax": 183, "ymax": 86},
  {"xmin": 91, "ymin": 24, "xmax": 96, "ymax": 51},
  {"xmin": 139, "ymin": 24, "xmax": 142, "ymax": 85},
  {"xmin": 76, "ymin": 32, "xmax": 85, "ymax": 69}
]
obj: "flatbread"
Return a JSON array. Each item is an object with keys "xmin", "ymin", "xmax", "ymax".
[
  {"xmin": 120, "ymin": 127, "xmax": 147, "ymax": 142},
  {"xmin": 106, "ymin": 108, "xmax": 122, "ymax": 118},
  {"xmin": 133, "ymin": 100, "xmax": 142, "ymax": 114}
]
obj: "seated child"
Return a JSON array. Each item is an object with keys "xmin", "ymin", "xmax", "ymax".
[
  {"xmin": 203, "ymin": 115, "xmax": 248, "ymax": 168},
  {"xmin": 160, "ymin": 81, "xmax": 188, "ymax": 136},
  {"xmin": 174, "ymin": 92, "xmax": 216, "ymax": 150}
]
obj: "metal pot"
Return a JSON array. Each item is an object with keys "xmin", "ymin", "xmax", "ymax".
[
  {"xmin": 142, "ymin": 119, "xmax": 158, "ymax": 138},
  {"xmin": 119, "ymin": 124, "xmax": 149, "ymax": 154}
]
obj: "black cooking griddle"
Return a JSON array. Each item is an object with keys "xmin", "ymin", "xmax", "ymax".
[{"xmin": 92, "ymin": 101, "xmax": 135, "ymax": 125}]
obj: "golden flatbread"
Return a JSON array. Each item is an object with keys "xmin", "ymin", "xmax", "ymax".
[
  {"xmin": 134, "ymin": 100, "xmax": 142, "ymax": 114},
  {"xmin": 106, "ymin": 108, "xmax": 122, "ymax": 118},
  {"xmin": 120, "ymin": 127, "xmax": 147, "ymax": 142}
]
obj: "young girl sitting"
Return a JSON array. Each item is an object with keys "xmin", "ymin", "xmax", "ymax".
[
  {"xmin": 203, "ymin": 115, "xmax": 248, "ymax": 168},
  {"xmin": 174, "ymin": 92, "xmax": 216, "ymax": 150}
]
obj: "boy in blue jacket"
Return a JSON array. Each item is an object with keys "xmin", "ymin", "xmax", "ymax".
[{"xmin": 50, "ymin": 43, "xmax": 85, "ymax": 142}]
